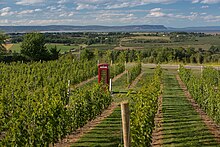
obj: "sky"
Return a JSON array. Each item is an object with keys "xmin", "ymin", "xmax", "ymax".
[{"xmin": 0, "ymin": 0, "xmax": 220, "ymax": 27}]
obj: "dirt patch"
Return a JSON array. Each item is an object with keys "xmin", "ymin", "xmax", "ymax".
[
  {"xmin": 53, "ymin": 103, "xmax": 117, "ymax": 147},
  {"xmin": 152, "ymin": 84, "xmax": 163, "ymax": 147},
  {"xmin": 176, "ymin": 75, "xmax": 220, "ymax": 144},
  {"xmin": 2, "ymin": 44, "xmax": 13, "ymax": 50}
]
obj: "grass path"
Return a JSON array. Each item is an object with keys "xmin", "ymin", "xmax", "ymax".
[
  {"xmin": 54, "ymin": 70, "xmax": 127, "ymax": 146},
  {"xmin": 177, "ymin": 74, "xmax": 220, "ymax": 143},
  {"xmin": 152, "ymin": 84, "xmax": 163, "ymax": 147},
  {"xmin": 71, "ymin": 68, "xmax": 145, "ymax": 146},
  {"xmin": 72, "ymin": 107, "xmax": 122, "ymax": 147},
  {"xmin": 161, "ymin": 70, "xmax": 218, "ymax": 146},
  {"xmin": 54, "ymin": 103, "xmax": 117, "ymax": 147}
]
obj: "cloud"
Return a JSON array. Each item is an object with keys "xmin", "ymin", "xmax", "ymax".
[
  {"xmin": 0, "ymin": 7, "xmax": 11, "ymax": 12},
  {"xmin": 141, "ymin": 0, "xmax": 176, "ymax": 4},
  {"xmin": 76, "ymin": 3, "xmax": 97, "ymax": 10},
  {"xmin": 201, "ymin": 5, "xmax": 209, "ymax": 8},
  {"xmin": 147, "ymin": 8, "xmax": 167, "ymax": 17},
  {"xmin": 59, "ymin": 12, "xmax": 74, "ymax": 17},
  {"xmin": 148, "ymin": 11, "xmax": 166, "ymax": 17},
  {"xmin": 34, "ymin": 9, "xmax": 42, "ymax": 12},
  {"xmin": 26, "ymin": 19, "xmax": 79, "ymax": 25},
  {"xmin": 47, "ymin": 6, "xmax": 56, "ymax": 11},
  {"xmin": 16, "ymin": 0, "xmax": 44, "ymax": 5},
  {"xmin": 57, "ymin": 0, "xmax": 69, "ymax": 4},
  {"xmin": 74, "ymin": 0, "xmax": 110, "ymax": 4},
  {"xmin": 192, "ymin": 0, "xmax": 220, "ymax": 4},
  {"xmin": 74, "ymin": 0, "xmax": 177, "ymax": 10},
  {"xmin": 93, "ymin": 10, "xmax": 137, "ymax": 23},
  {"xmin": 106, "ymin": 2, "xmax": 133, "ymax": 9},
  {"xmin": 150, "ymin": 8, "xmax": 162, "ymax": 12},
  {"xmin": 192, "ymin": 0, "xmax": 200, "ymax": 3},
  {"xmin": 17, "ymin": 9, "xmax": 42, "ymax": 15},
  {"xmin": 201, "ymin": 0, "xmax": 220, "ymax": 4},
  {"xmin": 0, "ymin": 19, "xmax": 9, "ymax": 24},
  {"xmin": 147, "ymin": 8, "xmax": 166, "ymax": 17},
  {"xmin": 0, "ymin": 0, "xmax": 219, "ymax": 26},
  {"xmin": 0, "ymin": 7, "xmax": 14, "ymax": 16},
  {"xmin": 203, "ymin": 15, "xmax": 220, "ymax": 22},
  {"xmin": 18, "ymin": 10, "xmax": 34, "ymax": 15},
  {"xmin": 146, "ymin": 8, "xmax": 199, "ymax": 21}
]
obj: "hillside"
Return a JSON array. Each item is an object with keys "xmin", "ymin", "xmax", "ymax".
[{"xmin": 0, "ymin": 25, "xmax": 167, "ymax": 33}]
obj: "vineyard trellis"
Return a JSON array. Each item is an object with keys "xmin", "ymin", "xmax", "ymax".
[
  {"xmin": 129, "ymin": 65, "xmax": 162, "ymax": 146},
  {"xmin": 0, "ymin": 58, "xmax": 114, "ymax": 146},
  {"xmin": 179, "ymin": 65, "xmax": 220, "ymax": 124}
]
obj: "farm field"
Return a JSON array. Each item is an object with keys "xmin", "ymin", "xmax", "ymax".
[
  {"xmin": 86, "ymin": 44, "xmax": 116, "ymax": 50},
  {"xmin": 1, "ymin": 60, "xmax": 220, "ymax": 146},
  {"xmin": 2, "ymin": 44, "xmax": 13, "ymax": 50},
  {"xmin": 162, "ymin": 70, "xmax": 218, "ymax": 146},
  {"xmin": 5, "ymin": 33, "xmax": 220, "ymax": 54},
  {"xmin": 66, "ymin": 64, "xmax": 220, "ymax": 146},
  {"xmin": 5, "ymin": 43, "xmax": 86, "ymax": 53},
  {"xmin": 119, "ymin": 35, "xmax": 220, "ymax": 50}
]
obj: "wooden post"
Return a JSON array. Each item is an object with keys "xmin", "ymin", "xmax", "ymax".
[
  {"xmin": 67, "ymin": 80, "xmax": 71, "ymax": 105},
  {"xmin": 124, "ymin": 61, "xmax": 127, "ymax": 68},
  {"xmin": 121, "ymin": 102, "xmax": 130, "ymax": 147},
  {"xmin": 109, "ymin": 78, "xmax": 112, "ymax": 93},
  {"xmin": 201, "ymin": 65, "xmax": 203, "ymax": 76},
  {"xmin": 127, "ymin": 71, "xmax": 129, "ymax": 84}
]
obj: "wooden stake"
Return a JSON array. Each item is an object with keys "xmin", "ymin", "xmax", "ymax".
[
  {"xmin": 109, "ymin": 78, "xmax": 112, "ymax": 93},
  {"xmin": 121, "ymin": 102, "xmax": 130, "ymax": 147},
  {"xmin": 127, "ymin": 71, "xmax": 129, "ymax": 84}
]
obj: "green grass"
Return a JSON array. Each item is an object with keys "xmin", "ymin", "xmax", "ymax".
[
  {"xmin": 121, "ymin": 43, "xmax": 213, "ymax": 50},
  {"xmin": 121, "ymin": 35, "xmax": 220, "ymax": 50},
  {"xmin": 8, "ymin": 43, "xmax": 83, "ymax": 53},
  {"xmin": 162, "ymin": 70, "xmax": 218, "ymax": 146},
  {"xmin": 196, "ymin": 36, "xmax": 220, "ymax": 46},
  {"xmin": 86, "ymin": 44, "xmax": 116, "ymax": 50},
  {"xmin": 46, "ymin": 43, "xmax": 80, "ymax": 53},
  {"xmin": 9, "ymin": 43, "xmax": 21, "ymax": 53},
  {"xmin": 72, "ymin": 65, "xmax": 219, "ymax": 146},
  {"xmin": 131, "ymin": 66, "xmax": 155, "ymax": 91},
  {"xmin": 72, "ymin": 107, "xmax": 122, "ymax": 147},
  {"xmin": 112, "ymin": 73, "xmax": 128, "ymax": 93},
  {"xmin": 133, "ymin": 72, "xmax": 149, "ymax": 91}
]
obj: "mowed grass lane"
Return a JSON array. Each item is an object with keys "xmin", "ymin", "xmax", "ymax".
[
  {"xmin": 7, "ymin": 43, "xmax": 82, "ymax": 53},
  {"xmin": 162, "ymin": 70, "xmax": 218, "ymax": 146},
  {"xmin": 71, "ymin": 66, "xmax": 155, "ymax": 146},
  {"xmin": 72, "ymin": 107, "xmax": 122, "ymax": 147}
]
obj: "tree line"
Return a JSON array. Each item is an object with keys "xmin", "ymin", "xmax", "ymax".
[
  {"xmin": 1, "ymin": 31, "xmax": 220, "ymax": 63},
  {"xmin": 0, "ymin": 32, "xmax": 60, "ymax": 62}
]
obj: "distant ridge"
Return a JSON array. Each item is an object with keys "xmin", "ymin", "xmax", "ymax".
[
  {"xmin": 0, "ymin": 25, "xmax": 220, "ymax": 33},
  {"xmin": 168, "ymin": 26, "xmax": 220, "ymax": 32},
  {"xmin": 0, "ymin": 25, "xmax": 167, "ymax": 33}
]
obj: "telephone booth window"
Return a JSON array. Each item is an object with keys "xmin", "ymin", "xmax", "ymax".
[{"xmin": 98, "ymin": 64, "xmax": 109, "ymax": 85}]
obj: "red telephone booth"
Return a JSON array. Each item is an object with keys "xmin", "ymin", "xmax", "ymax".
[{"xmin": 98, "ymin": 64, "xmax": 110, "ymax": 85}]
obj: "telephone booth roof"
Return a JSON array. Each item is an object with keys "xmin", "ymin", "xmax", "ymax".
[{"xmin": 98, "ymin": 63, "xmax": 109, "ymax": 67}]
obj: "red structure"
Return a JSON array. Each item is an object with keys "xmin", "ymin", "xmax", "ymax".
[{"xmin": 98, "ymin": 63, "xmax": 110, "ymax": 85}]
